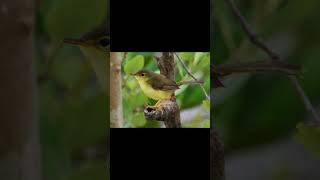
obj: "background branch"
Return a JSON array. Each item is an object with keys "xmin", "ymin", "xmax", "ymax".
[
  {"xmin": 110, "ymin": 52, "xmax": 124, "ymax": 127},
  {"xmin": 0, "ymin": 0, "xmax": 41, "ymax": 179},
  {"xmin": 211, "ymin": 127, "xmax": 225, "ymax": 180},
  {"xmin": 224, "ymin": 0, "xmax": 320, "ymax": 124},
  {"xmin": 214, "ymin": 60, "xmax": 301, "ymax": 77}
]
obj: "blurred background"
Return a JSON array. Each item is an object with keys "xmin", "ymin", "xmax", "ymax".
[
  {"xmin": 120, "ymin": 52, "xmax": 210, "ymax": 128},
  {"xmin": 213, "ymin": 0, "xmax": 320, "ymax": 179},
  {"xmin": 36, "ymin": 0, "xmax": 108, "ymax": 179}
]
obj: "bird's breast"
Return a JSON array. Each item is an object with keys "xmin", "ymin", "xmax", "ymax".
[{"xmin": 138, "ymin": 80, "xmax": 173, "ymax": 100}]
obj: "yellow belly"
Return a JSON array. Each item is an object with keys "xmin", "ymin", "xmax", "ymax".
[{"xmin": 138, "ymin": 80, "xmax": 174, "ymax": 100}]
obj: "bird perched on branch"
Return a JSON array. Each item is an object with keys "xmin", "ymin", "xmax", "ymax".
[
  {"xmin": 134, "ymin": 70, "xmax": 179, "ymax": 101},
  {"xmin": 63, "ymin": 25, "xmax": 109, "ymax": 91}
]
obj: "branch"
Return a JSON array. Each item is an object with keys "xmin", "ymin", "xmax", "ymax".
[
  {"xmin": 177, "ymin": 80, "xmax": 204, "ymax": 85},
  {"xmin": 144, "ymin": 52, "xmax": 181, "ymax": 128},
  {"xmin": 224, "ymin": 0, "xmax": 320, "ymax": 124},
  {"xmin": 214, "ymin": 60, "xmax": 301, "ymax": 77},
  {"xmin": 110, "ymin": 52, "xmax": 124, "ymax": 127},
  {"xmin": 144, "ymin": 99, "xmax": 181, "ymax": 128},
  {"xmin": 211, "ymin": 127, "xmax": 225, "ymax": 180},
  {"xmin": 174, "ymin": 53, "xmax": 210, "ymax": 101}
]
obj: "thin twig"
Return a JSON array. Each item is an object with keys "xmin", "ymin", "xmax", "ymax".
[
  {"xmin": 215, "ymin": 60, "xmax": 301, "ymax": 76},
  {"xmin": 174, "ymin": 52, "xmax": 210, "ymax": 101},
  {"xmin": 224, "ymin": 0, "xmax": 320, "ymax": 123},
  {"xmin": 177, "ymin": 80, "xmax": 204, "ymax": 85},
  {"xmin": 224, "ymin": 0, "xmax": 278, "ymax": 60}
]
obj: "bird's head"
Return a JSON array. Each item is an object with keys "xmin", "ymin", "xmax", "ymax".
[
  {"xmin": 133, "ymin": 70, "xmax": 155, "ymax": 82},
  {"xmin": 63, "ymin": 25, "xmax": 110, "ymax": 91}
]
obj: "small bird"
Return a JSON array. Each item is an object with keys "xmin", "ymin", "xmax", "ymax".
[
  {"xmin": 63, "ymin": 25, "xmax": 109, "ymax": 91},
  {"xmin": 133, "ymin": 70, "xmax": 180, "ymax": 101}
]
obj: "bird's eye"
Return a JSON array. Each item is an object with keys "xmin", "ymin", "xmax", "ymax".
[
  {"xmin": 98, "ymin": 38, "xmax": 110, "ymax": 47},
  {"xmin": 141, "ymin": 73, "xmax": 145, "ymax": 76}
]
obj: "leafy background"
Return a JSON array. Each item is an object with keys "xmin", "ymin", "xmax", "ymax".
[
  {"xmin": 121, "ymin": 52, "xmax": 210, "ymax": 128},
  {"xmin": 213, "ymin": 0, "xmax": 320, "ymax": 179},
  {"xmin": 36, "ymin": 0, "xmax": 108, "ymax": 179}
]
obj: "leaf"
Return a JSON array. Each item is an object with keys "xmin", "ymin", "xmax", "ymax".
[
  {"xmin": 124, "ymin": 55, "xmax": 144, "ymax": 75},
  {"xmin": 178, "ymin": 52, "xmax": 194, "ymax": 61},
  {"xmin": 53, "ymin": 57, "xmax": 89, "ymax": 90},
  {"xmin": 295, "ymin": 122, "xmax": 320, "ymax": 158},
  {"xmin": 194, "ymin": 52, "xmax": 207, "ymax": 66},
  {"xmin": 126, "ymin": 78, "xmax": 138, "ymax": 90},
  {"xmin": 131, "ymin": 112, "xmax": 146, "ymax": 128},
  {"xmin": 129, "ymin": 91, "xmax": 148, "ymax": 109},
  {"xmin": 202, "ymin": 100, "xmax": 210, "ymax": 112},
  {"xmin": 45, "ymin": 0, "xmax": 107, "ymax": 40},
  {"xmin": 202, "ymin": 119, "xmax": 210, "ymax": 128},
  {"xmin": 57, "ymin": 94, "xmax": 108, "ymax": 151}
]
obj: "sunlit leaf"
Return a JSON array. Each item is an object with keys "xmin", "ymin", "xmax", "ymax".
[
  {"xmin": 202, "ymin": 100, "xmax": 210, "ymax": 112},
  {"xmin": 194, "ymin": 52, "xmax": 206, "ymax": 66},
  {"xmin": 178, "ymin": 52, "xmax": 194, "ymax": 61},
  {"xmin": 202, "ymin": 119, "xmax": 210, "ymax": 128},
  {"xmin": 124, "ymin": 55, "xmax": 144, "ymax": 75}
]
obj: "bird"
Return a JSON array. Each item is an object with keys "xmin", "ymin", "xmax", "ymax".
[
  {"xmin": 63, "ymin": 25, "xmax": 109, "ymax": 91},
  {"xmin": 133, "ymin": 69, "xmax": 180, "ymax": 102}
]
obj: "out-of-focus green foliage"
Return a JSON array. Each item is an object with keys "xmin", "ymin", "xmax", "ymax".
[
  {"xmin": 213, "ymin": 0, "xmax": 320, "ymax": 155},
  {"xmin": 37, "ymin": 0, "xmax": 109, "ymax": 179},
  {"xmin": 121, "ymin": 52, "xmax": 210, "ymax": 128},
  {"xmin": 45, "ymin": 0, "xmax": 108, "ymax": 40},
  {"xmin": 295, "ymin": 123, "xmax": 320, "ymax": 158}
]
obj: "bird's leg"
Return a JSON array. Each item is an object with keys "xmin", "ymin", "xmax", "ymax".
[{"xmin": 154, "ymin": 100, "xmax": 162, "ymax": 107}]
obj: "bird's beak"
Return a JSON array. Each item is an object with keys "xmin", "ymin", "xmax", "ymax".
[{"xmin": 63, "ymin": 38, "xmax": 86, "ymax": 46}]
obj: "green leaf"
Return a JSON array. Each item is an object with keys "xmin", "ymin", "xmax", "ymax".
[
  {"xmin": 45, "ymin": 0, "xmax": 107, "ymax": 40},
  {"xmin": 202, "ymin": 119, "xmax": 210, "ymax": 128},
  {"xmin": 178, "ymin": 52, "xmax": 194, "ymax": 61},
  {"xmin": 295, "ymin": 122, "xmax": 320, "ymax": 158},
  {"xmin": 197, "ymin": 54, "xmax": 210, "ymax": 69},
  {"xmin": 126, "ymin": 78, "xmax": 138, "ymax": 90},
  {"xmin": 131, "ymin": 112, "xmax": 146, "ymax": 128},
  {"xmin": 194, "ymin": 52, "xmax": 206, "ymax": 66},
  {"xmin": 202, "ymin": 100, "xmax": 210, "ymax": 112},
  {"xmin": 124, "ymin": 55, "xmax": 144, "ymax": 75},
  {"xmin": 129, "ymin": 91, "xmax": 148, "ymax": 109},
  {"xmin": 53, "ymin": 57, "xmax": 89, "ymax": 90}
]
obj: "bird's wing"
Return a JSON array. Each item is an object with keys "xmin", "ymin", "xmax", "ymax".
[{"xmin": 148, "ymin": 75, "xmax": 180, "ymax": 90}]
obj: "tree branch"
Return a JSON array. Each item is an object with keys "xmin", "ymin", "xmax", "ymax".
[
  {"xmin": 214, "ymin": 60, "xmax": 301, "ymax": 77},
  {"xmin": 144, "ymin": 99, "xmax": 181, "ymax": 128},
  {"xmin": 211, "ymin": 127, "xmax": 225, "ymax": 180},
  {"xmin": 110, "ymin": 52, "xmax": 124, "ymax": 127},
  {"xmin": 144, "ymin": 52, "xmax": 181, "ymax": 128},
  {"xmin": 224, "ymin": 0, "xmax": 320, "ymax": 124}
]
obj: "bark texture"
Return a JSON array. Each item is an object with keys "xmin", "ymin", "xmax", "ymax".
[
  {"xmin": 0, "ymin": 0, "xmax": 41, "ymax": 179},
  {"xmin": 110, "ymin": 52, "xmax": 124, "ymax": 127}
]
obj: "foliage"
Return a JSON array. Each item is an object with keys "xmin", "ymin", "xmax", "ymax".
[
  {"xmin": 214, "ymin": 0, "xmax": 320, "ymax": 156},
  {"xmin": 121, "ymin": 52, "xmax": 210, "ymax": 128},
  {"xmin": 37, "ymin": 0, "xmax": 108, "ymax": 179},
  {"xmin": 295, "ymin": 123, "xmax": 320, "ymax": 158}
]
